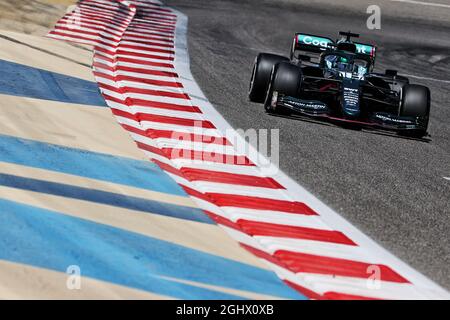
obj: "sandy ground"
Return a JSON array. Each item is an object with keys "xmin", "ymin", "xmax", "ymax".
[
  {"xmin": 0, "ymin": 1, "xmax": 290, "ymax": 299},
  {"xmin": 0, "ymin": 0, "xmax": 75, "ymax": 36}
]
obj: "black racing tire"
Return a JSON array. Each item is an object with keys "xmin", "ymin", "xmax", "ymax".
[
  {"xmin": 249, "ymin": 53, "xmax": 290, "ymax": 103},
  {"xmin": 399, "ymin": 84, "xmax": 430, "ymax": 137},
  {"xmin": 264, "ymin": 62, "xmax": 303, "ymax": 114}
]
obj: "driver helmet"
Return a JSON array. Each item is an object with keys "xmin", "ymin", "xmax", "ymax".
[
  {"xmin": 325, "ymin": 55, "xmax": 349, "ymax": 71},
  {"xmin": 336, "ymin": 56, "xmax": 349, "ymax": 71}
]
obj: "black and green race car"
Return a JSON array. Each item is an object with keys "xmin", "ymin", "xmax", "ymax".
[{"xmin": 249, "ymin": 31, "xmax": 430, "ymax": 137}]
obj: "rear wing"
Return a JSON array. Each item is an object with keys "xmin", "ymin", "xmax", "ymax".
[
  {"xmin": 354, "ymin": 42, "xmax": 377, "ymax": 59},
  {"xmin": 290, "ymin": 33, "xmax": 376, "ymax": 64},
  {"xmin": 290, "ymin": 33, "xmax": 334, "ymax": 60}
]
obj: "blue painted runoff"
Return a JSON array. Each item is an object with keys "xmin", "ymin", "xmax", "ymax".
[
  {"xmin": 0, "ymin": 198, "xmax": 306, "ymax": 300},
  {"xmin": 0, "ymin": 59, "xmax": 106, "ymax": 106},
  {"xmin": 0, "ymin": 173, "xmax": 212, "ymax": 224},
  {"xmin": 0, "ymin": 134, "xmax": 187, "ymax": 196}
]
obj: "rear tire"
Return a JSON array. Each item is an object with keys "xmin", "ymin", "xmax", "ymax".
[
  {"xmin": 399, "ymin": 84, "xmax": 430, "ymax": 137},
  {"xmin": 249, "ymin": 53, "xmax": 289, "ymax": 103},
  {"xmin": 264, "ymin": 62, "xmax": 303, "ymax": 114}
]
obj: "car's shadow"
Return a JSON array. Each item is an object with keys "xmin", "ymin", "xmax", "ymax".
[{"xmin": 268, "ymin": 112, "xmax": 432, "ymax": 143}]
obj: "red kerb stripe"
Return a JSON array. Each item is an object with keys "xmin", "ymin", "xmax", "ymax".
[
  {"xmin": 205, "ymin": 193, "xmax": 318, "ymax": 215},
  {"xmin": 236, "ymin": 219, "xmax": 356, "ymax": 245}
]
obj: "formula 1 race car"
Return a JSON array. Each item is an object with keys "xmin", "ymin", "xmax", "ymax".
[{"xmin": 249, "ymin": 31, "xmax": 430, "ymax": 137}]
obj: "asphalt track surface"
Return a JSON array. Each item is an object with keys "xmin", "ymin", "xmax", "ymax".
[{"xmin": 164, "ymin": 0, "xmax": 450, "ymax": 289}]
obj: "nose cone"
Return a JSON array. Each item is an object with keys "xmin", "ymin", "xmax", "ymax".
[
  {"xmin": 341, "ymin": 80, "xmax": 361, "ymax": 117},
  {"xmin": 343, "ymin": 106, "xmax": 360, "ymax": 117}
]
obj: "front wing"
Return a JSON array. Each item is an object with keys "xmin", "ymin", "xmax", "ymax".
[{"xmin": 276, "ymin": 95, "xmax": 427, "ymax": 132}]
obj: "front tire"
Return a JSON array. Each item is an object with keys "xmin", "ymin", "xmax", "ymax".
[
  {"xmin": 249, "ymin": 53, "xmax": 289, "ymax": 103},
  {"xmin": 399, "ymin": 84, "xmax": 430, "ymax": 137},
  {"xmin": 264, "ymin": 62, "xmax": 303, "ymax": 114}
]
